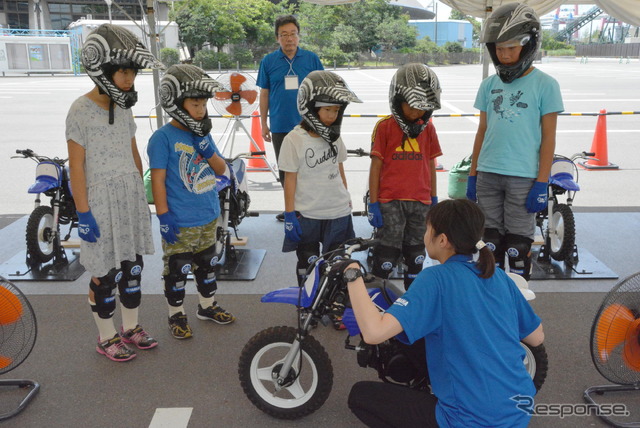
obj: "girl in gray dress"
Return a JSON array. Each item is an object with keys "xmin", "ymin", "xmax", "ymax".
[{"xmin": 66, "ymin": 24, "xmax": 162, "ymax": 362}]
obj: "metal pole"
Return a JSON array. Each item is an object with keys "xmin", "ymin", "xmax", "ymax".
[
  {"xmin": 146, "ymin": 0, "xmax": 163, "ymax": 130},
  {"xmin": 105, "ymin": 0, "xmax": 113, "ymax": 24}
]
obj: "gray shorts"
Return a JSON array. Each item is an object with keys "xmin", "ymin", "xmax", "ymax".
[
  {"xmin": 477, "ymin": 171, "xmax": 536, "ymax": 238},
  {"xmin": 377, "ymin": 200, "xmax": 430, "ymax": 249}
]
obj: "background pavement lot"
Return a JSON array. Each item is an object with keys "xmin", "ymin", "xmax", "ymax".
[{"xmin": 1, "ymin": 58, "xmax": 639, "ymax": 427}]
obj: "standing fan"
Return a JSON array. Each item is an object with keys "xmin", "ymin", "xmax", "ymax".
[
  {"xmin": 213, "ymin": 72, "xmax": 258, "ymax": 117},
  {"xmin": 0, "ymin": 277, "xmax": 39, "ymax": 421},
  {"xmin": 584, "ymin": 272, "xmax": 640, "ymax": 427}
]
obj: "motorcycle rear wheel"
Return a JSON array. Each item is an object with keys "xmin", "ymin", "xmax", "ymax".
[
  {"xmin": 521, "ymin": 342, "xmax": 549, "ymax": 392},
  {"xmin": 548, "ymin": 203, "xmax": 576, "ymax": 263},
  {"xmin": 238, "ymin": 326, "xmax": 333, "ymax": 419},
  {"xmin": 25, "ymin": 205, "xmax": 58, "ymax": 264}
]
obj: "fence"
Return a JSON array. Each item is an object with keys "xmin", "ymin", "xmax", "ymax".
[{"xmin": 576, "ymin": 43, "xmax": 640, "ymax": 58}]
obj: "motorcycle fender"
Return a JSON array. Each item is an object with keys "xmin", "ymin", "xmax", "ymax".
[
  {"xmin": 261, "ymin": 287, "xmax": 311, "ymax": 307},
  {"xmin": 28, "ymin": 176, "xmax": 59, "ymax": 194},
  {"xmin": 549, "ymin": 172, "xmax": 580, "ymax": 192},
  {"xmin": 216, "ymin": 174, "xmax": 232, "ymax": 192}
]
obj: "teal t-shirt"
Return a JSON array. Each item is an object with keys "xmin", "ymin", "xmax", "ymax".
[{"xmin": 474, "ymin": 68, "xmax": 564, "ymax": 178}]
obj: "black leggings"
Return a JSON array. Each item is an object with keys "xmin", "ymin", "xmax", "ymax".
[{"xmin": 348, "ymin": 381, "xmax": 439, "ymax": 428}]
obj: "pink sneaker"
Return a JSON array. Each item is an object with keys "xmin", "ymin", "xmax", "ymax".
[
  {"xmin": 120, "ymin": 325, "xmax": 158, "ymax": 350},
  {"xmin": 96, "ymin": 334, "xmax": 136, "ymax": 362}
]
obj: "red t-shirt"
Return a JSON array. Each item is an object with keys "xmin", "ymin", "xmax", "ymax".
[{"xmin": 370, "ymin": 115, "xmax": 442, "ymax": 204}]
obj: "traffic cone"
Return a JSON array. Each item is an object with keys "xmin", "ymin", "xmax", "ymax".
[
  {"xmin": 249, "ymin": 111, "xmax": 269, "ymax": 170},
  {"xmin": 579, "ymin": 109, "xmax": 618, "ymax": 170}
]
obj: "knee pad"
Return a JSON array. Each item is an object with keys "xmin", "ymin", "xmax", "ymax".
[
  {"xmin": 402, "ymin": 244, "xmax": 426, "ymax": 290},
  {"xmin": 505, "ymin": 234, "xmax": 533, "ymax": 281},
  {"xmin": 371, "ymin": 245, "xmax": 401, "ymax": 279},
  {"xmin": 193, "ymin": 245, "xmax": 220, "ymax": 298},
  {"xmin": 118, "ymin": 255, "xmax": 143, "ymax": 309},
  {"xmin": 296, "ymin": 242, "xmax": 320, "ymax": 286},
  {"xmin": 484, "ymin": 228, "xmax": 505, "ymax": 269},
  {"xmin": 90, "ymin": 268, "xmax": 122, "ymax": 319},
  {"xmin": 163, "ymin": 252, "xmax": 192, "ymax": 307}
]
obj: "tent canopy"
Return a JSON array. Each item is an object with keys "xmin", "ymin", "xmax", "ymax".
[{"xmin": 440, "ymin": 0, "xmax": 640, "ymax": 27}]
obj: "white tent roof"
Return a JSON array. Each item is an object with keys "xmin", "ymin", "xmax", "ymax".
[{"xmin": 440, "ymin": 0, "xmax": 640, "ymax": 26}]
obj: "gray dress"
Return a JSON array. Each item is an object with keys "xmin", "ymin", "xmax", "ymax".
[{"xmin": 66, "ymin": 96, "xmax": 154, "ymax": 277}]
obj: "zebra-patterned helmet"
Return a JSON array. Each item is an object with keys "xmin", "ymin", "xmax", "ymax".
[
  {"xmin": 81, "ymin": 24, "xmax": 163, "ymax": 109},
  {"xmin": 389, "ymin": 63, "xmax": 441, "ymax": 138},
  {"xmin": 297, "ymin": 70, "xmax": 362, "ymax": 144},
  {"xmin": 159, "ymin": 64, "xmax": 223, "ymax": 137}
]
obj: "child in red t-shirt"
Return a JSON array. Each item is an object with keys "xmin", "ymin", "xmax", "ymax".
[{"xmin": 368, "ymin": 63, "xmax": 443, "ymax": 290}]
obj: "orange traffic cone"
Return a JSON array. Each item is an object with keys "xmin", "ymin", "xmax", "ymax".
[
  {"xmin": 248, "ymin": 111, "xmax": 269, "ymax": 170},
  {"xmin": 580, "ymin": 109, "xmax": 618, "ymax": 170}
]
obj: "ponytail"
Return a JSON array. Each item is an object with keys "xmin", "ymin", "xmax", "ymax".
[{"xmin": 477, "ymin": 246, "xmax": 495, "ymax": 279}]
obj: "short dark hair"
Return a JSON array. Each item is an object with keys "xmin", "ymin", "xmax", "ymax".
[
  {"xmin": 426, "ymin": 199, "xmax": 496, "ymax": 278},
  {"xmin": 275, "ymin": 15, "xmax": 300, "ymax": 36}
]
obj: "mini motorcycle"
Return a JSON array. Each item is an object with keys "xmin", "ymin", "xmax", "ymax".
[
  {"xmin": 238, "ymin": 238, "xmax": 548, "ymax": 419},
  {"xmin": 12, "ymin": 149, "xmax": 77, "ymax": 265},
  {"xmin": 212, "ymin": 151, "xmax": 260, "ymax": 268},
  {"xmin": 536, "ymin": 151, "xmax": 597, "ymax": 265}
]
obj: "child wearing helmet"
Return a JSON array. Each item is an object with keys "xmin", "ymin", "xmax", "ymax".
[
  {"xmin": 66, "ymin": 24, "xmax": 163, "ymax": 362},
  {"xmin": 147, "ymin": 64, "xmax": 235, "ymax": 340},
  {"xmin": 368, "ymin": 63, "xmax": 443, "ymax": 290},
  {"xmin": 467, "ymin": 2, "xmax": 564, "ymax": 280},
  {"xmin": 339, "ymin": 199, "xmax": 544, "ymax": 427},
  {"xmin": 278, "ymin": 70, "xmax": 361, "ymax": 326}
]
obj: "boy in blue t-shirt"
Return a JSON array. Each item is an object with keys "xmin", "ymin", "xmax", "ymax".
[
  {"xmin": 147, "ymin": 65, "xmax": 235, "ymax": 340},
  {"xmin": 467, "ymin": 3, "xmax": 564, "ymax": 280}
]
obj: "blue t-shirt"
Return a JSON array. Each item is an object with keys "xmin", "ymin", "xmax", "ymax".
[
  {"xmin": 474, "ymin": 68, "xmax": 564, "ymax": 178},
  {"xmin": 386, "ymin": 254, "xmax": 541, "ymax": 428},
  {"xmin": 147, "ymin": 123, "xmax": 221, "ymax": 227},
  {"xmin": 256, "ymin": 47, "xmax": 323, "ymax": 133}
]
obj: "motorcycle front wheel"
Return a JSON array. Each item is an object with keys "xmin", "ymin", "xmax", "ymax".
[
  {"xmin": 25, "ymin": 205, "xmax": 58, "ymax": 264},
  {"xmin": 521, "ymin": 342, "xmax": 549, "ymax": 392},
  {"xmin": 547, "ymin": 203, "xmax": 576, "ymax": 263},
  {"xmin": 238, "ymin": 326, "xmax": 333, "ymax": 419}
]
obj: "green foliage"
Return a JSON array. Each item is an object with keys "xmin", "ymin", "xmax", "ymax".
[
  {"xmin": 443, "ymin": 41, "xmax": 464, "ymax": 53},
  {"xmin": 160, "ymin": 48, "xmax": 180, "ymax": 67},
  {"xmin": 415, "ymin": 36, "xmax": 443, "ymax": 54},
  {"xmin": 541, "ymin": 30, "xmax": 574, "ymax": 50},
  {"xmin": 449, "ymin": 8, "xmax": 481, "ymax": 44},
  {"xmin": 193, "ymin": 50, "xmax": 232, "ymax": 71}
]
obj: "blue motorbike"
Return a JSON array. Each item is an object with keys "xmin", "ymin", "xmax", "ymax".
[
  {"xmin": 13, "ymin": 149, "xmax": 77, "ymax": 265},
  {"xmin": 238, "ymin": 238, "xmax": 548, "ymax": 419}
]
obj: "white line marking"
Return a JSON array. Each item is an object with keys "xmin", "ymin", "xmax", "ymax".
[{"xmin": 148, "ymin": 407, "xmax": 193, "ymax": 428}]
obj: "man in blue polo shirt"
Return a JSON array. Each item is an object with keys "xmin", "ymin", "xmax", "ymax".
[{"xmin": 257, "ymin": 14, "xmax": 324, "ymax": 221}]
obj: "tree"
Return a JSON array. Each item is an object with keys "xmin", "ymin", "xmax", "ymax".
[
  {"xmin": 171, "ymin": 0, "xmax": 214, "ymax": 56},
  {"xmin": 449, "ymin": 8, "xmax": 481, "ymax": 44}
]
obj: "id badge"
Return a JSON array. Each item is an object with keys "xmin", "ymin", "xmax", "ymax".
[{"xmin": 285, "ymin": 75, "xmax": 299, "ymax": 90}]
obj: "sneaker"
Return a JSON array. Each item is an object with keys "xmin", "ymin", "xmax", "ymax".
[
  {"xmin": 196, "ymin": 304, "xmax": 236, "ymax": 325},
  {"xmin": 276, "ymin": 212, "xmax": 285, "ymax": 222},
  {"xmin": 120, "ymin": 325, "xmax": 158, "ymax": 350},
  {"xmin": 168, "ymin": 312, "xmax": 193, "ymax": 339},
  {"xmin": 331, "ymin": 314, "xmax": 346, "ymax": 331},
  {"xmin": 96, "ymin": 334, "xmax": 136, "ymax": 362}
]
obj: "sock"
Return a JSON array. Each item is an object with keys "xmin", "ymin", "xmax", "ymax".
[
  {"xmin": 90, "ymin": 299, "xmax": 117, "ymax": 342},
  {"xmin": 168, "ymin": 303, "xmax": 184, "ymax": 317},
  {"xmin": 198, "ymin": 294, "xmax": 215, "ymax": 309},
  {"xmin": 121, "ymin": 306, "xmax": 139, "ymax": 332}
]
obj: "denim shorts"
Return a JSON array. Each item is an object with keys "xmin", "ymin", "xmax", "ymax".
[{"xmin": 282, "ymin": 213, "xmax": 355, "ymax": 253}]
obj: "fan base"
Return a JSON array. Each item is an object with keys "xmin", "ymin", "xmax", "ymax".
[
  {"xmin": 0, "ymin": 379, "xmax": 40, "ymax": 421},
  {"xmin": 584, "ymin": 384, "xmax": 640, "ymax": 428},
  {"xmin": 0, "ymin": 249, "xmax": 85, "ymax": 281}
]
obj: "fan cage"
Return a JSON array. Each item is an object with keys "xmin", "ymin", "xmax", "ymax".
[
  {"xmin": 0, "ymin": 279, "xmax": 37, "ymax": 376},
  {"xmin": 590, "ymin": 272, "xmax": 640, "ymax": 385},
  {"xmin": 211, "ymin": 73, "xmax": 259, "ymax": 117}
]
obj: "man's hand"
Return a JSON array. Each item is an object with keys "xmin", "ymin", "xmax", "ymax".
[
  {"xmin": 367, "ymin": 202, "xmax": 383, "ymax": 228},
  {"xmin": 77, "ymin": 209, "xmax": 100, "ymax": 243},
  {"xmin": 526, "ymin": 181, "xmax": 549, "ymax": 213},
  {"xmin": 261, "ymin": 122, "xmax": 272, "ymax": 143}
]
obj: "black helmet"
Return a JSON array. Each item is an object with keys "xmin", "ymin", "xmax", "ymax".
[
  {"xmin": 159, "ymin": 64, "xmax": 223, "ymax": 137},
  {"xmin": 81, "ymin": 24, "xmax": 163, "ymax": 109},
  {"xmin": 297, "ymin": 70, "xmax": 362, "ymax": 144},
  {"xmin": 481, "ymin": 3, "xmax": 541, "ymax": 83},
  {"xmin": 389, "ymin": 63, "xmax": 441, "ymax": 138}
]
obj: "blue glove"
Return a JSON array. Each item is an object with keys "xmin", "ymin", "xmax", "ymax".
[
  {"xmin": 431, "ymin": 196, "xmax": 438, "ymax": 206},
  {"xmin": 466, "ymin": 175, "xmax": 477, "ymax": 201},
  {"xmin": 526, "ymin": 181, "xmax": 549, "ymax": 213},
  {"xmin": 367, "ymin": 202, "xmax": 383, "ymax": 228},
  {"xmin": 194, "ymin": 137, "xmax": 215, "ymax": 159},
  {"xmin": 77, "ymin": 210, "xmax": 100, "ymax": 243},
  {"xmin": 284, "ymin": 211, "xmax": 302, "ymax": 242},
  {"xmin": 157, "ymin": 212, "xmax": 180, "ymax": 244}
]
